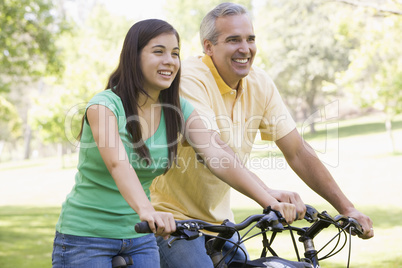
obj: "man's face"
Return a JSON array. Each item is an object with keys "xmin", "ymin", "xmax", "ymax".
[{"xmin": 204, "ymin": 14, "xmax": 257, "ymax": 89}]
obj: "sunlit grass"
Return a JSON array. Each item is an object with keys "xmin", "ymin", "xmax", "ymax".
[{"xmin": 0, "ymin": 207, "xmax": 60, "ymax": 268}]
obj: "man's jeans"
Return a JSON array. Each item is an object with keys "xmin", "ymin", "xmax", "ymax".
[
  {"xmin": 52, "ymin": 231, "xmax": 159, "ymax": 268},
  {"xmin": 157, "ymin": 233, "xmax": 249, "ymax": 268}
]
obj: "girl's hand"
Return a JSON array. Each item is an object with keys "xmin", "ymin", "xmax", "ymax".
[
  {"xmin": 270, "ymin": 202, "xmax": 297, "ymax": 224},
  {"xmin": 140, "ymin": 211, "xmax": 176, "ymax": 239}
]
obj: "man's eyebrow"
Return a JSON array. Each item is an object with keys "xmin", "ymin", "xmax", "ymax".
[
  {"xmin": 224, "ymin": 35, "xmax": 256, "ymax": 40},
  {"xmin": 225, "ymin": 35, "xmax": 241, "ymax": 41}
]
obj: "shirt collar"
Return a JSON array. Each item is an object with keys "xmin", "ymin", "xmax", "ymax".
[{"xmin": 202, "ymin": 55, "xmax": 243, "ymax": 95}]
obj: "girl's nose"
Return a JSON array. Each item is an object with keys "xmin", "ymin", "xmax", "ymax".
[{"xmin": 163, "ymin": 54, "xmax": 175, "ymax": 65}]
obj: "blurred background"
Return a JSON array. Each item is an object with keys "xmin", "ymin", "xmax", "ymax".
[{"xmin": 0, "ymin": 0, "xmax": 401, "ymax": 267}]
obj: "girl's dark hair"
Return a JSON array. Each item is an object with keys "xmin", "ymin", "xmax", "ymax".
[{"xmin": 79, "ymin": 19, "xmax": 183, "ymax": 172}]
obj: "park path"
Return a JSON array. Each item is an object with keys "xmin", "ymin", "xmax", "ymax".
[{"xmin": 1, "ymin": 130, "xmax": 401, "ymax": 208}]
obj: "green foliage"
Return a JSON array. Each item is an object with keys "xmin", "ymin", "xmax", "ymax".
[
  {"xmin": 255, "ymin": 0, "xmax": 352, "ymax": 123},
  {"xmin": 0, "ymin": 96, "xmax": 22, "ymax": 140},
  {"xmin": 30, "ymin": 3, "xmax": 131, "ymax": 147},
  {"xmin": 0, "ymin": 0, "xmax": 68, "ymax": 79},
  {"xmin": 0, "ymin": 0, "xmax": 68, "ymax": 147}
]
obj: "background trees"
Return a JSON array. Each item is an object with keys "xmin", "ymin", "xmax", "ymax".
[
  {"xmin": 0, "ymin": 0, "xmax": 68, "ymax": 159},
  {"xmin": 1, "ymin": 0, "xmax": 401, "ymax": 161}
]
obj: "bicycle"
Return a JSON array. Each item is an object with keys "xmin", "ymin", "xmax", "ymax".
[
  {"xmin": 112, "ymin": 255, "xmax": 133, "ymax": 268},
  {"xmin": 135, "ymin": 205, "xmax": 363, "ymax": 268}
]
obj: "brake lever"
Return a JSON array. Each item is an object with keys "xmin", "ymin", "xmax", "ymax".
[
  {"xmin": 304, "ymin": 205, "xmax": 319, "ymax": 223},
  {"xmin": 167, "ymin": 224, "xmax": 202, "ymax": 248},
  {"xmin": 333, "ymin": 215, "xmax": 364, "ymax": 235},
  {"xmin": 348, "ymin": 218, "xmax": 364, "ymax": 235}
]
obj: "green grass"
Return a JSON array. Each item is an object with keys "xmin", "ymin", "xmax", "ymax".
[
  {"xmin": 0, "ymin": 206, "xmax": 60, "ymax": 268},
  {"xmin": 303, "ymin": 115, "xmax": 402, "ymax": 141},
  {"xmin": 0, "ymin": 205, "xmax": 400, "ymax": 268}
]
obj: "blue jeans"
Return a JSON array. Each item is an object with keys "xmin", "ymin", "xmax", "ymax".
[
  {"xmin": 52, "ymin": 231, "xmax": 159, "ymax": 268},
  {"xmin": 157, "ymin": 233, "xmax": 249, "ymax": 268}
]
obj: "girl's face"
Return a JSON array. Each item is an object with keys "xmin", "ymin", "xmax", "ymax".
[{"xmin": 140, "ymin": 33, "xmax": 180, "ymax": 95}]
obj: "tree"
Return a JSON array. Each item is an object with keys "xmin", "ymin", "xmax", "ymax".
[
  {"xmin": 339, "ymin": 8, "xmax": 402, "ymax": 152},
  {"xmin": 0, "ymin": 0, "xmax": 67, "ymax": 81},
  {"xmin": 30, "ymin": 2, "xmax": 131, "ymax": 164},
  {"xmin": 0, "ymin": 0, "xmax": 68, "ymax": 160},
  {"xmin": 254, "ymin": 0, "xmax": 354, "ymax": 133}
]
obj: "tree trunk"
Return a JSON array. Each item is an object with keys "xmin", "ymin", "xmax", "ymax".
[
  {"xmin": 0, "ymin": 140, "xmax": 5, "ymax": 162},
  {"xmin": 23, "ymin": 125, "xmax": 32, "ymax": 159},
  {"xmin": 385, "ymin": 117, "xmax": 396, "ymax": 153}
]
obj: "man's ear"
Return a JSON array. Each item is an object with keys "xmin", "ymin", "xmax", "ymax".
[{"xmin": 203, "ymin": 39, "xmax": 214, "ymax": 56}]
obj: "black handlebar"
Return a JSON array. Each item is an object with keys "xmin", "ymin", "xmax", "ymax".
[
  {"xmin": 134, "ymin": 211, "xmax": 283, "ymax": 234},
  {"xmin": 135, "ymin": 221, "xmax": 153, "ymax": 233},
  {"xmin": 134, "ymin": 204, "xmax": 363, "ymax": 238}
]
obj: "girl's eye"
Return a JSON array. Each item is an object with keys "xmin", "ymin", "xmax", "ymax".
[
  {"xmin": 172, "ymin": 52, "xmax": 179, "ymax": 57},
  {"xmin": 154, "ymin": 50, "xmax": 163, "ymax": 54}
]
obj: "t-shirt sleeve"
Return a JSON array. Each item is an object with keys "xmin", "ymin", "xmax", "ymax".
[
  {"xmin": 180, "ymin": 75, "xmax": 220, "ymax": 133},
  {"xmin": 179, "ymin": 97, "xmax": 195, "ymax": 122},
  {"xmin": 259, "ymin": 79, "xmax": 296, "ymax": 141},
  {"xmin": 85, "ymin": 90, "xmax": 121, "ymax": 124}
]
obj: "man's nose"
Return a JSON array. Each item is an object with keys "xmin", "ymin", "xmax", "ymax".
[{"xmin": 238, "ymin": 40, "xmax": 251, "ymax": 54}]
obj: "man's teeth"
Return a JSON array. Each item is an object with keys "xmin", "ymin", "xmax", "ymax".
[{"xmin": 234, "ymin": 59, "xmax": 248, "ymax": 63}]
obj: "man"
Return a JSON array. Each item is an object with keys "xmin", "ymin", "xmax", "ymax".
[{"xmin": 150, "ymin": 3, "xmax": 374, "ymax": 267}]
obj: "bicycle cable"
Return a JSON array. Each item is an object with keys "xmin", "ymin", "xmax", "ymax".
[
  {"xmin": 313, "ymin": 218, "xmax": 347, "ymax": 261},
  {"xmin": 238, "ymin": 223, "xmax": 279, "ymax": 257},
  {"xmin": 206, "ymin": 231, "xmax": 249, "ymax": 268},
  {"xmin": 347, "ymin": 225, "xmax": 353, "ymax": 268}
]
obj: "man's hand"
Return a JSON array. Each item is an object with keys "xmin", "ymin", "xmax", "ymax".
[
  {"xmin": 342, "ymin": 208, "xmax": 374, "ymax": 239},
  {"xmin": 267, "ymin": 189, "xmax": 306, "ymax": 220}
]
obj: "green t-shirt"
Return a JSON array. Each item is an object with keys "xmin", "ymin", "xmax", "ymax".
[{"xmin": 56, "ymin": 89, "xmax": 194, "ymax": 239}]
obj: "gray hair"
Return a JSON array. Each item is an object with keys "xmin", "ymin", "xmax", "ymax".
[{"xmin": 200, "ymin": 2, "xmax": 250, "ymax": 52}]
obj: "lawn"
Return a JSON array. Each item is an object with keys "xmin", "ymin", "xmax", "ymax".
[{"xmin": 0, "ymin": 114, "xmax": 401, "ymax": 267}]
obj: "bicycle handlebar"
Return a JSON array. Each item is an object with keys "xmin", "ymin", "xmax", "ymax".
[
  {"xmin": 134, "ymin": 211, "xmax": 283, "ymax": 234},
  {"xmin": 135, "ymin": 205, "xmax": 319, "ymax": 234},
  {"xmin": 135, "ymin": 205, "xmax": 362, "ymax": 237},
  {"xmin": 134, "ymin": 205, "xmax": 364, "ymax": 268}
]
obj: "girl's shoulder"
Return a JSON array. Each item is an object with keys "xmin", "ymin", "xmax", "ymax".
[
  {"xmin": 90, "ymin": 89, "xmax": 120, "ymax": 103},
  {"xmin": 179, "ymin": 97, "xmax": 195, "ymax": 121}
]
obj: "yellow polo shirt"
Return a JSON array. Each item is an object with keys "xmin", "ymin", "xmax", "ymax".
[{"xmin": 150, "ymin": 55, "xmax": 296, "ymax": 224}]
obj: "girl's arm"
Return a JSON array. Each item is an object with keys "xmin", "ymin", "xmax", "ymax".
[
  {"xmin": 87, "ymin": 105, "xmax": 175, "ymax": 237},
  {"xmin": 184, "ymin": 110, "xmax": 297, "ymax": 223}
]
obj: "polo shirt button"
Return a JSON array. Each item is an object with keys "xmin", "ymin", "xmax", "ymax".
[{"xmin": 230, "ymin": 91, "xmax": 235, "ymax": 95}]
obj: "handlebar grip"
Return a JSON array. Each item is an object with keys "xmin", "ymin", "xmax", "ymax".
[
  {"xmin": 349, "ymin": 218, "xmax": 364, "ymax": 235},
  {"xmin": 135, "ymin": 221, "xmax": 153, "ymax": 233}
]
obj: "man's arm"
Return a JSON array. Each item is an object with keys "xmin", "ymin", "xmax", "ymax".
[
  {"xmin": 275, "ymin": 128, "xmax": 374, "ymax": 239},
  {"xmin": 213, "ymin": 133, "xmax": 307, "ymax": 219}
]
